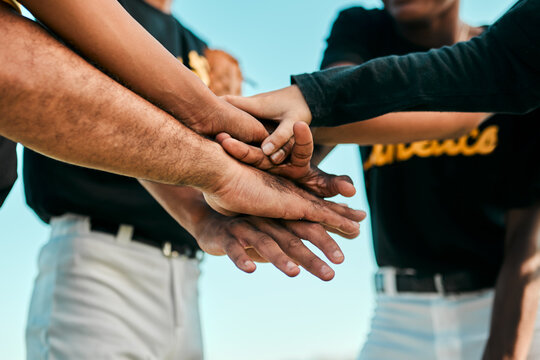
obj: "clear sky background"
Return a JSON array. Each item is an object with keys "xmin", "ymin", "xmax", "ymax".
[{"xmin": 0, "ymin": 0, "xmax": 516, "ymax": 359}]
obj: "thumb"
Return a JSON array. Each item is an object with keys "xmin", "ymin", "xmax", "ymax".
[
  {"xmin": 203, "ymin": 193, "xmax": 238, "ymax": 216},
  {"xmin": 261, "ymin": 120, "xmax": 295, "ymax": 156},
  {"xmin": 333, "ymin": 175, "xmax": 356, "ymax": 198},
  {"xmin": 220, "ymin": 103, "xmax": 269, "ymax": 144}
]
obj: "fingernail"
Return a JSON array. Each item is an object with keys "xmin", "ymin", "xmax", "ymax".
[
  {"xmin": 343, "ymin": 222, "xmax": 360, "ymax": 235},
  {"xmin": 262, "ymin": 142, "xmax": 275, "ymax": 155},
  {"xmin": 320, "ymin": 265, "xmax": 333, "ymax": 278},
  {"xmin": 333, "ymin": 250, "xmax": 344, "ymax": 261},
  {"xmin": 270, "ymin": 150, "xmax": 285, "ymax": 163},
  {"xmin": 286, "ymin": 261, "xmax": 297, "ymax": 271},
  {"xmin": 244, "ymin": 260, "xmax": 255, "ymax": 269}
]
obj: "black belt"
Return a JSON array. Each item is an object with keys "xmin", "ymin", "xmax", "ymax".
[
  {"xmin": 375, "ymin": 268, "xmax": 496, "ymax": 295},
  {"xmin": 90, "ymin": 218, "xmax": 199, "ymax": 259}
]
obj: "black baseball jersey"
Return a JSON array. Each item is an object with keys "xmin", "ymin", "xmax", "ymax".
[
  {"xmin": 23, "ymin": 0, "xmax": 210, "ymax": 249},
  {"xmin": 0, "ymin": 136, "xmax": 17, "ymax": 207},
  {"xmin": 321, "ymin": 7, "xmax": 540, "ymax": 282}
]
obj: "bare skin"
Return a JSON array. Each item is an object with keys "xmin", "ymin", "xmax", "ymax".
[
  {"xmin": 19, "ymin": 0, "xmax": 268, "ymax": 144},
  {"xmin": 222, "ymin": 0, "xmax": 485, "ymax": 158},
  {"xmin": 217, "ymin": 122, "xmax": 357, "ymax": 201},
  {"xmin": 224, "ymin": 85, "xmax": 490, "ymax": 159},
  {"xmin": 0, "ymin": 5, "xmax": 364, "ymax": 233},
  {"xmin": 312, "ymin": 111, "xmax": 491, "ymax": 145},
  {"xmin": 141, "ymin": 183, "xmax": 356, "ymax": 281},
  {"xmin": 223, "ymin": 0, "xmax": 540, "ymax": 354},
  {"xmin": 483, "ymin": 205, "xmax": 540, "ymax": 360}
]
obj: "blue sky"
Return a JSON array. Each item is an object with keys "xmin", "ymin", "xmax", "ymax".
[{"xmin": 0, "ymin": 1, "xmax": 516, "ymax": 359}]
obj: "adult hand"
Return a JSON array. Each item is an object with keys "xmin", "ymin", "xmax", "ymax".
[
  {"xmin": 216, "ymin": 122, "xmax": 356, "ymax": 199},
  {"xmin": 139, "ymin": 181, "xmax": 350, "ymax": 281},
  {"xmin": 203, "ymin": 156, "xmax": 365, "ymax": 237},
  {"xmin": 184, "ymin": 50, "xmax": 267, "ymax": 144},
  {"xmin": 195, "ymin": 212, "xmax": 347, "ymax": 281},
  {"xmin": 223, "ymin": 85, "xmax": 312, "ymax": 160},
  {"xmin": 184, "ymin": 96, "xmax": 270, "ymax": 145}
]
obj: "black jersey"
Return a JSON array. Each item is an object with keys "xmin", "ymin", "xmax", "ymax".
[
  {"xmin": 0, "ymin": 136, "xmax": 17, "ymax": 207},
  {"xmin": 23, "ymin": 0, "xmax": 210, "ymax": 249},
  {"xmin": 321, "ymin": 7, "xmax": 540, "ymax": 282}
]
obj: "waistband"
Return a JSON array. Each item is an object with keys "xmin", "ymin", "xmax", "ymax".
[
  {"xmin": 50, "ymin": 214, "xmax": 201, "ymax": 259},
  {"xmin": 375, "ymin": 267, "xmax": 496, "ymax": 296}
]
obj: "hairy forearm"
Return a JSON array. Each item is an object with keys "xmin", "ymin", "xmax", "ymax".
[
  {"xmin": 313, "ymin": 112, "xmax": 491, "ymax": 145},
  {"xmin": 0, "ymin": 7, "xmax": 230, "ymax": 190},
  {"xmin": 19, "ymin": 0, "xmax": 219, "ymax": 123},
  {"xmin": 483, "ymin": 205, "xmax": 540, "ymax": 360}
]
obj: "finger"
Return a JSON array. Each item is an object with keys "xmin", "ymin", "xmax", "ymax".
[
  {"xmin": 322, "ymin": 224, "xmax": 360, "ymax": 239},
  {"xmin": 219, "ymin": 136, "xmax": 274, "ymax": 170},
  {"xmin": 334, "ymin": 175, "xmax": 356, "ymax": 197},
  {"xmin": 223, "ymin": 237, "xmax": 257, "ymax": 273},
  {"xmin": 203, "ymin": 193, "xmax": 238, "ymax": 216},
  {"xmin": 324, "ymin": 201, "xmax": 367, "ymax": 222},
  {"xmin": 251, "ymin": 218, "xmax": 335, "ymax": 281},
  {"xmin": 311, "ymin": 170, "xmax": 356, "ymax": 198},
  {"xmin": 229, "ymin": 221, "xmax": 301, "ymax": 277},
  {"xmin": 300, "ymin": 198, "xmax": 364, "ymax": 237},
  {"xmin": 244, "ymin": 247, "xmax": 268, "ymax": 263},
  {"xmin": 284, "ymin": 221, "xmax": 345, "ymax": 265},
  {"xmin": 223, "ymin": 94, "xmax": 269, "ymax": 120},
  {"xmin": 261, "ymin": 121, "xmax": 295, "ymax": 156},
  {"xmin": 290, "ymin": 122, "xmax": 313, "ymax": 168},
  {"xmin": 215, "ymin": 132, "xmax": 232, "ymax": 144},
  {"xmin": 269, "ymin": 138, "xmax": 294, "ymax": 165},
  {"xmin": 220, "ymin": 101, "xmax": 269, "ymax": 144}
]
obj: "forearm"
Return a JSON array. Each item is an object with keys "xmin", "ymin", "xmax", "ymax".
[
  {"xmin": 483, "ymin": 205, "xmax": 540, "ymax": 360},
  {"xmin": 0, "ymin": 8, "xmax": 230, "ymax": 190},
  {"xmin": 19, "ymin": 0, "xmax": 219, "ymax": 123},
  {"xmin": 138, "ymin": 181, "xmax": 212, "ymax": 238},
  {"xmin": 293, "ymin": 0, "xmax": 540, "ymax": 127},
  {"xmin": 313, "ymin": 112, "xmax": 491, "ymax": 145}
]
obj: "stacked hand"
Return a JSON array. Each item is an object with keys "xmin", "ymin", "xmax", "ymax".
[
  {"xmin": 216, "ymin": 122, "xmax": 355, "ymax": 200},
  {"xmin": 223, "ymin": 85, "xmax": 313, "ymax": 161},
  {"xmin": 151, "ymin": 60, "xmax": 363, "ymax": 280}
]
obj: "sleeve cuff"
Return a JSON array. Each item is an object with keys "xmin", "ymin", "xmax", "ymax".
[{"xmin": 291, "ymin": 73, "xmax": 334, "ymax": 127}]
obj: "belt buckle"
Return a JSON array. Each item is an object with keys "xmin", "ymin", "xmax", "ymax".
[{"xmin": 162, "ymin": 242, "xmax": 179, "ymax": 258}]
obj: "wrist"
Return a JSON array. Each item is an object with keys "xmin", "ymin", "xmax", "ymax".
[
  {"xmin": 167, "ymin": 72, "xmax": 222, "ymax": 128},
  {"xmin": 287, "ymin": 85, "xmax": 313, "ymax": 126},
  {"xmin": 190, "ymin": 141, "xmax": 242, "ymax": 195}
]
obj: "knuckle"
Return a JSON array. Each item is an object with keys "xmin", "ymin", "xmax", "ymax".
[
  {"xmin": 285, "ymin": 238, "xmax": 304, "ymax": 251},
  {"xmin": 222, "ymin": 94, "xmax": 234, "ymax": 103},
  {"xmin": 254, "ymin": 234, "xmax": 274, "ymax": 247},
  {"xmin": 223, "ymin": 241, "xmax": 239, "ymax": 255},
  {"xmin": 306, "ymin": 223, "xmax": 324, "ymax": 238}
]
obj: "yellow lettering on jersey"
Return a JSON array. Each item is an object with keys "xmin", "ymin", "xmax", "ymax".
[
  {"xmin": 2, "ymin": 0, "xmax": 21, "ymax": 12},
  {"xmin": 364, "ymin": 125, "xmax": 499, "ymax": 170},
  {"xmin": 188, "ymin": 51, "xmax": 210, "ymax": 86},
  {"xmin": 176, "ymin": 52, "xmax": 210, "ymax": 87}
]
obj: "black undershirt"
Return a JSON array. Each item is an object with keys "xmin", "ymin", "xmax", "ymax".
[
  {"xmin": 320, "ymin": 7, "xmax": 540, "ymax": 280},
  {"xmin": 23, "ymin": 0, "xmax": 208, "ymax": 248}
]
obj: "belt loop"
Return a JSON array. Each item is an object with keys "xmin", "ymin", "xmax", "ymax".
[
  {"xmin": 434, "ymin": 273, "xmax": 445, "ymax": 295},
  {"xmin": 116, "ymin": 224, "xmax": 134, "ymax": 245},
  {"xmin": 162, "ymin": 242, "xmax": 179, "ymax": 258},
  {"xmin": 382, "ymin": 267, "xmax": 397, "ymax": 296}
]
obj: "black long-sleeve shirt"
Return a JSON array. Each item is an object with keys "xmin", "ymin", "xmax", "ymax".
[{"xmin": 293, "ymin": 0, "xmax": 540, "ymax": 127}]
